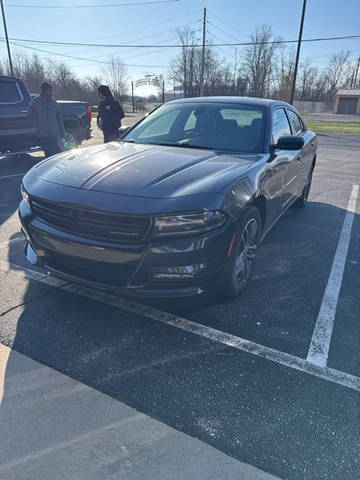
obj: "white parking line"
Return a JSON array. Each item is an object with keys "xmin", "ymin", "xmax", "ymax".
[
  {"xmin": 0, "ymin": 173, "xmax": 25, "ymax": 180},
  {"xmin": 307, "ymin": 184, "xmax": 359, "ymax": 367},
  {"xmin": 0, "ymin": 259, "xmax": 359, "ymax": 393}
]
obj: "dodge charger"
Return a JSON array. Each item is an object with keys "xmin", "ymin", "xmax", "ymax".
[{"xmin": 19, "ymin": 97, "xmax": 317, "ymax": 297}]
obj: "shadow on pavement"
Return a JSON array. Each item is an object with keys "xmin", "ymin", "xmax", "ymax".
[
  {"xmin": 1, "ymin": 199, "xmax": 360, "ymax": 479},
  {"xmin": 0, "ymin": 153, "xmax": 44, "ymax": 234}
]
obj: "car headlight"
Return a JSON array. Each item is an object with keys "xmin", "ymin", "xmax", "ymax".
[
  {"xmin": 20, "ymin": 184, "xmax": 30, "ymax": 208},
  {"xmin": 152, "ymin": 211, "xmax": 227, "ymax": 238}
]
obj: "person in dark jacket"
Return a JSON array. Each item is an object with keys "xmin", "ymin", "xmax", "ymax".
[
  {"xmin": 97, "ymin": 85, "xmax": 125, "ymax": 143},
  {"xmin": 31, "ymin": 82, "xmax": 65, "ymax": 157}
]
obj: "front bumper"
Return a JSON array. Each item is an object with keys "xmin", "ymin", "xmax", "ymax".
[{"xmin": 20, "ymin": 200, "xmax": 232, "ymax": 298}]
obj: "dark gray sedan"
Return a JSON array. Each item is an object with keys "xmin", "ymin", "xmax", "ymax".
[{"xmin": 19, "ymin": 97, "xmax": 317, "ymax": 298}]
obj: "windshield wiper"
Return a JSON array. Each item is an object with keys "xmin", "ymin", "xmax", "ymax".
[
  {"xmin": 177, "ymin": 143, "xmax": 215, "ymax": 150},
  {"xmin": 122, "ymin": 141, "xmax": 215, "ymax": 150},
  {"xmin": 147, "ymin": 141, "xmax": 215, "ymax": 150}
]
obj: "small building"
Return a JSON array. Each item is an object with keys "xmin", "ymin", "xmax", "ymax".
[{"xmin": 334, "ymin": 90, "xmax": 360, "ymax": 115}]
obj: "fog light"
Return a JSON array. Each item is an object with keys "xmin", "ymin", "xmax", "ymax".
[{"xmin": 25, "ymin": 243, "xmax": 38, "ymax": 265}]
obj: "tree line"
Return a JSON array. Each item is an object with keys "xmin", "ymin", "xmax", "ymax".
[
  {"xmin": 1, "ymin": 24, "xmax": 359, "ymax": 106},
  {"xmin": 0, "ymin": 53, "xmax": 129, "ymax": 106},
  {"xmin": 170, "ymin": 25, "xmax": 360, "ymax": 104}
]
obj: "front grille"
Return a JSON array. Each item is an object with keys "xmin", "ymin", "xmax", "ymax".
[
  {"xmin": 45, "ymin": 252, "xmax": 135, "ymax": 287},
  {"xmin": 30, "ymin": 197, "xmax": 151, "ymax": 243}
]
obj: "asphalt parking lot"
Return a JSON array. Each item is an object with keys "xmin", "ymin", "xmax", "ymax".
[{"xmin": 0, "ymin": 133, "xmax": 360, "ymax": 479}]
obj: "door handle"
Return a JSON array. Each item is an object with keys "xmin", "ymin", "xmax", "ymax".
[{"xmin": 21, "ymin": 109, "xmax": 28, "ymax": 113}]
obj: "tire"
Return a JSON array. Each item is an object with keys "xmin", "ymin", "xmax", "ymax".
[
  {"xmin": 294, "ymin": 167, "xmax": 313, "ymax": 208},
  {"xmin": 219, "ymin": 206, "xmax": 262, "ymax": 298}
]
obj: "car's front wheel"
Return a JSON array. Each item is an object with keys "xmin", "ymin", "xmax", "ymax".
[{"xmin": 219, "ymin": 206, "xmax": 261, "ymax": 298}]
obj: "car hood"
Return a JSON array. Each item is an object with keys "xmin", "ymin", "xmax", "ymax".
[{"xmin": 35, "ymin": 142, "xmax": 257, "ymax": 198}]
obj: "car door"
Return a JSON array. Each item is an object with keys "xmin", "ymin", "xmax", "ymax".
[
  {"xmin": 269, "ymin": 107, "xmax": 298, "ymax": 213},
  {"xmin": 0, "ymin": 78, "xmax": 34, "ymax": 137},
  {"xmin": 286, "ymin": 108, "xmax": 314, "ymax": 195}
]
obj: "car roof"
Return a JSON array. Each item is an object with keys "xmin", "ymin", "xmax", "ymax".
[
  {"xmin": 0, "ymin": 75, "xmax": 22, "ymax": 81},
  {"xmin": 167, "ymin": 96, "xmax": 292, "ymax": 109}
]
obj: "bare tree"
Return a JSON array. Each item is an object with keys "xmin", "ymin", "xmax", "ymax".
[
  {"xmin": 298, "ymin": 59, "xmax": 319, "ymax": 100},
  {"xmin": 169, "ymin": 28, "xmax": 242, "ymax": 97},
  {"xmin": 273, "ymin": 47, "xmax": 295, "ymax": 101},
  {"xmin": 343, "ymin": 56, "xmax": 360, "ymax": 89},
  {"xmin": 243, "ymin": 25, "xmax": 279, "ymax": 98},
  {"xmin": 102, "ymin": 57, "xmax": 128, "ymax": 102},
  {"xmin": 325, "ymin": 51, "xmax": 350, "ymax": 98},
  {"xmin": 169, "ymin": 27, "xmax": 198, "ymax": 97}
]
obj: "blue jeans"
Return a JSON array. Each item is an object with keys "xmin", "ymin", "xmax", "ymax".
[{"xmin": 40, "ymin": 137, "xmax": 61, "ymax": 157}]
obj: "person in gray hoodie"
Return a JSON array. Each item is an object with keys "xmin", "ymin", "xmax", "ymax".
[{"xmin": 31, "ymin": 82, "xmax": 65, "ymax": 157}]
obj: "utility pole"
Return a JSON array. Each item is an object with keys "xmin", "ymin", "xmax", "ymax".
[
  {"xmin": 353, "ymin": 56, "xmax": 360, "ymax": 88},
  {"xmin": 199, "ymin": 7, "xmax": 207, "ymax": 97},
  {"xmin": 0, "ymin": 0, "xmax": 13, "ymax": 75},
  {"xmin": 233, "ymin": 48, "xmax": 238, "ymax": 94},
  {"xmin": 290, "ymin": 0, "xmax": 307, "ymax": 105},
  {"xmin": 131, "ymin": 81, "xmax": 135, "ymax": 113},
  {"xmin": 162, "ymin": 81, "xmax": 165, "ymax": 104}
]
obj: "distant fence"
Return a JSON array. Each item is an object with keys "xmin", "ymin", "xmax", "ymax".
[{"xmin": 293, "ymin": 100, "xmax": 332, "ymax": 114}]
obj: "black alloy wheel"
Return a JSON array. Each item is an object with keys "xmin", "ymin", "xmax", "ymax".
[{"xmin": 220, "ymin": 206, "xmax": 261, "ymax": 298}]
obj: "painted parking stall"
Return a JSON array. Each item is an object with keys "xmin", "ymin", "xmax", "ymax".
[{"xmin": 0, "ymin": 134, "xmax": 360, "ymax": 479}]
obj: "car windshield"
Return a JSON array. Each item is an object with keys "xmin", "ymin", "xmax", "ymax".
[{"xmin": 123, "ymin": 102, "xmax": 266, "ymax": 153}]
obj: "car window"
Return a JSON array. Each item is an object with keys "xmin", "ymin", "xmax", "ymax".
[
  {"xmin": 220, "ymin": 108, "xmax": 263, "ymax": 127},
  {"xmin": 272, "ymin": 108, "xmax": 291, "ymax": 144},
  {"xmin": 0, "ymin": 80, "xmax": 22, "ymax": 104},
  {"xmin": 286, "ymin": 109, "xmax": 304, "ymax": 135},
  {"xmin": 135, "ymin": 109, "xmax": 180, "ymax": 138},
  {"xmin": 184, "ymin": 111, "xmax": 196, "ymax": 131},
  {"xmin": 124, "ymin": 102, "xmax": 266, "ymax": 153}
]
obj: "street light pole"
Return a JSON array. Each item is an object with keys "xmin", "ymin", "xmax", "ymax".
[
  {"xmin": 0, "ymin": 0, "xmax": 13, "ymax": 75},
  {"xmin": 290, "ymin": 0, "xmax": 307, "ymax": 105}
]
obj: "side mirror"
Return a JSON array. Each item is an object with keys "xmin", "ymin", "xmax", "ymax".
[
  {"xmin": 119, "ymin": 126, "xmax": 130, "ymax": 138},
  {"xmin": 274, "ymin": 135, "xmax": 304, "ymax": 151}
]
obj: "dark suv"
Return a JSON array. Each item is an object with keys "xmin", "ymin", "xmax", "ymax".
[
  {"xmin": 0, "ymin": 76, "xmax": 92, "ymax": 154},
  {"xmin": 0, "ymin": 76, "xmax": 35, "ymax": 153}
]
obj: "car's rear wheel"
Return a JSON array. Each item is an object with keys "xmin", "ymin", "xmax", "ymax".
[{"xmin": 219, "ymin": 206, "xmax": 261, "ymax": 298}]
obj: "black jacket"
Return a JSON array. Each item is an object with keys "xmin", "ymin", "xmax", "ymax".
[{"xmin": 97, "ymin": 97, "xmax": 125, "ymax": 135}]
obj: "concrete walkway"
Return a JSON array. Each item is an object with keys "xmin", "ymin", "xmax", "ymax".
[{"xmin": 0, "ymin": 344, "xmax": 279, "ymax": 480}]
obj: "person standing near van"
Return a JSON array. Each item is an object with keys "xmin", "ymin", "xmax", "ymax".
[
  {"xmin": 97, "ymin": 85, "xmax": 125, "ymax": 143},
  {"xmin": 31, "ymin": 82, "xmax": 65, "ymax": 157}
]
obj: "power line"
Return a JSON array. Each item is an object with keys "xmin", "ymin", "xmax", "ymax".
[
  {"xmin": 4, "ymin": 34, "xmax": 360, "ymax": 48},
  {"xmin": 207, "ymin": 20, "xmax": 243, "ymax": 43},
  {"xmin": 65, "ymin": 19, "xmax": 200, "ymax": 57},
  {"xmin": 6, "ymin": 40, "xmax": 168, "ymax": 67},
  {"xmin": 121, "ymin": 38, "xmax": 180, "ymax": 60},
  {"xmin": 206, "ymin": 10, "xmax": 249, "ymax": 39},
  {"xmin": 81, "ymin": 8, "xmax": 202, "ymax": 43},
  {"xmin": 5, "ymin": 0, "xmax": 181, "ymax": 8},
  {"xmin": 206, "ymin": 31, "xmax": 236, "ymax": 59}
]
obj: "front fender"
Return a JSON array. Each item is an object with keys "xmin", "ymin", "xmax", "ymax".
[{"xmin": 221, "ymin": 177, "xmax": 257, "ymax": 221}]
